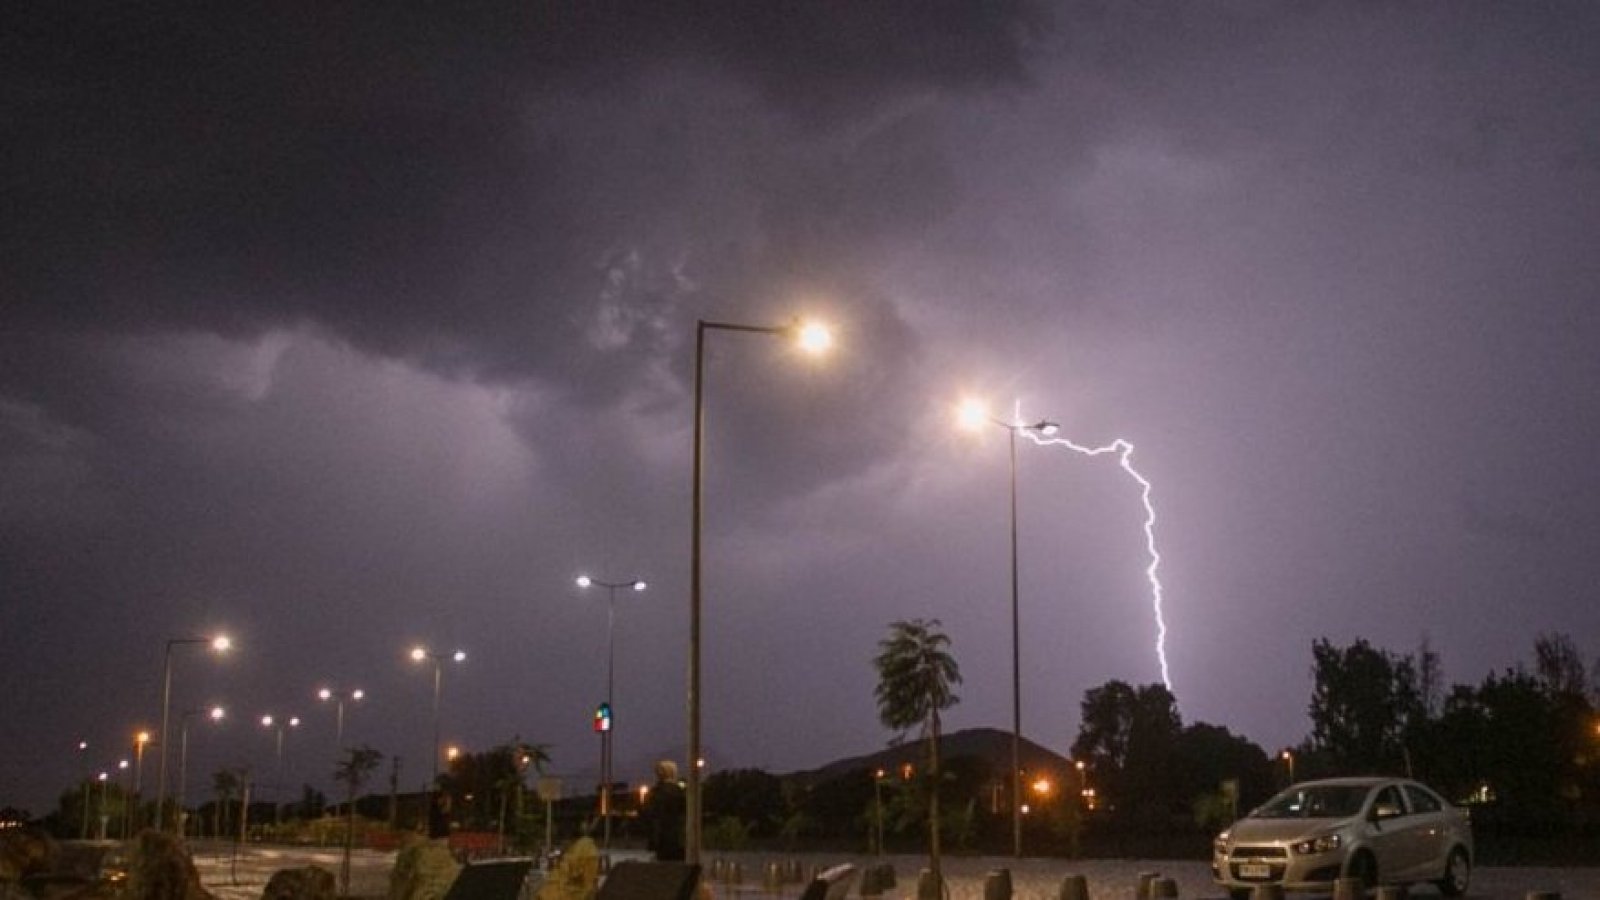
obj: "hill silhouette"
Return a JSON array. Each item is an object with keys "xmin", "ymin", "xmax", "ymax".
[{"xmin": 793, "ymin": 726, "xmax": 1073, "ymax": 785}]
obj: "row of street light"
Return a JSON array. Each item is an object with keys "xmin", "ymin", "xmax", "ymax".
[
  {"xmin": 115, "ymin": 313, "xmax": 1069, "ymax": 863},
  {"xmin": 97, "ymin": 630, "xmax": 482, "ymax": 833}
]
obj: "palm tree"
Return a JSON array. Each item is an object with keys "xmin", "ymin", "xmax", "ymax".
[
  {"xmin": 334, "ymin": 744, "xmax": 383, "ymax": 896},
  {"xmin": 211, "ymin": 768, "xmax": 241, "ymax": 839},
  {"xmin": 873, "ymin": 618, "xmax": 961, "ymax": 885},
  {"xmin": 495, "ymin": 740, "xmax": 550, "ymax": 852}
]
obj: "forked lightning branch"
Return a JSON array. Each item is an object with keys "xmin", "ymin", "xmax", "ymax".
[{"xmin": 1023, "ymin": 428, "xmax": 1173, "ymax": 692}]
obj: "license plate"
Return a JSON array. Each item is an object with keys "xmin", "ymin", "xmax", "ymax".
[{"xmin": 1238, "ymin": 864, "xmax": 1272, "ymax": 879}]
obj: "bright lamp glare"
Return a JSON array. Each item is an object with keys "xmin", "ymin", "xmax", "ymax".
[
  {"xmin": 452, "ymin": 650, "xmax": 466, "ymax": 662},
  {"xmin": 211, "ymin": 635, "xmax": 232, "ymax": 652},
  {"xmin": 796, "ymin": 321, "xmax": 832, "ymax": 354},
  {"xmin": 261, "ymin": 715, "xmax": 273, "ymax": 727},
  {"xmin": 575, "ymin": 575, "xmax": 593, "ymax": 588},
  {"xmin": 410, "ymin": 647, "xmax": 427, "ymax": 661},
  {"xmin": 318, "ymin": 688, "xmax": 332, "ymax": 701},
  {"xmin": 632, "ymin": 580, "xmax": 647, "ymax": 591},
  {"xmin": 957, "ymin": 398, "xmax": 991, "ymax": 431}
]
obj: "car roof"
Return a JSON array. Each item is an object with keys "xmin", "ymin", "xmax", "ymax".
[{"xmin": 1292, "ymin": 777, "xmax": 1396, "ymax": 788}]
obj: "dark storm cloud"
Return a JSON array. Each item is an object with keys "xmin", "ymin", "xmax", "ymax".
[{"xmin": 5, "ymin": 0, "xmax": 1042, "ymax": 344}]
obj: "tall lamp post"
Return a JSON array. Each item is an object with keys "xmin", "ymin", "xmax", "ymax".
[
  {"xmin": 261, "ymin": 714, "xmax": 300, "ymax": 825},
  {"xmin": 318, "ymin": 687, "xmax": 365, "ymax": 750},
  {"xmin": 131, "ymin": 731, "xmax": 151, "ymax": 832},
  {"xmin": 155, "ymin": 633, "xmax": 231, "ymax": 831},
  {"xmin": 410, "ymin": 647, "xmax": 466, "ymax": 790},
  {"xmin": 688, "ymin": 317, "xmax": 831, "ymax": 864},
  {"xmin": 76, "ymin": 741, "xmax": 91, "ymax": 840},
  {"xmin": 178, "ymin": 706, "xmax": 225, "ymax": 837},
  {"xmin": 958, "ymin": 399, "xmax": 1058, "ymax": 858},
  {"xmin": 575, "ymin": 574, "xmax": 646, "ymax": 850},
  {"xmin": 96, "ymin": 771, "xmax": 111, "ymax": 840},
  {"xmin": 116, "ymin": 759, "xmax": 131, "ymax": 838}
]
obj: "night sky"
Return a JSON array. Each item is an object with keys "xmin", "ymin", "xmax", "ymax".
[{"xmin": 5, "ymin": 2, "xmax": 1600, "ymax": 816}]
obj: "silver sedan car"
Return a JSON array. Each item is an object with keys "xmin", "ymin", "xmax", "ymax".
[{"xmin": 1212, "ymin": 777, "xmax": 1472, "ymax": 898}]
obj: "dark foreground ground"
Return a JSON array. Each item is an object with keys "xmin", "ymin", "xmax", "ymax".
[{"xmin": 187, "ymin": 844, "xmax": 1600, "ymax": 900}]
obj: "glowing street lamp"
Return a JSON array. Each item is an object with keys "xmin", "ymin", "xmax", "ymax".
[
  {"xmin": 96, "ymin": 771, "xmax": 111, "ymax": 840},
  {"xmin": 688, "ymin": 316, "xmax": 831, "ymax": 863},
  {"xmin": 260, "ymin": 714, "xmax": 301, "ymax": 824},
  {"xmin": 958, "ymin": 398, "xmax": 1058, "ymax": 858},
  {"xmin": 76, "ymin": 740, "xmax": 92, "ymax": 840},
  {"xmin": 576, "ymin": 573, "xmax": 646, "ymax": 850},
  {"xmin": 318, "ymin": 687, "xmax": 365, "ymax": 749},
  {"xmin": 116, "ymin": 759, "xmax": 131, "ymax": 838},
  {"xmin": 873, "ymin": 768, "xmax": 887, "ymax": 856},
  {"xmin": 410, "ymin": 646, "xmax": 466, "ymax": 790},
  {"xmin": 129, "ymin": 731, "xmax": 151, "ymax": 832},
  {"xmin": 177, "ymin": 706, "xmax": 225, "ymax": 836},
  {"xmin": 1281, "ymin": 749, "xmax": 1296, "ymax": 784},
  {"xmin": 155, "ymin": 633, "xmax": 231, "ymax": 831}
]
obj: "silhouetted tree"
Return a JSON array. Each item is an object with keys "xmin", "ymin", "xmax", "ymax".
[
  {"xmin": 1307, "ymin": 638, "xmax": 1423, "ymax": 773},
  {"xmin": 873, "ymin": 618, "xmax": 961, "ymax": 883},
  {"xmin": 1071, "ymin": 680, "xmax": 1182, "ymax": 822},
  {"xmin": 335, "ymin": 745, "xmax": 383, "ymax": 895},
  {"xmin": 704, "ymin": 768, "xmax": 784, "ymax": 838}
]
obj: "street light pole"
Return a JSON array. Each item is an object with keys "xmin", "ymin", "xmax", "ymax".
[
  {"xmin": 576, "ymin": 575, "xmax": 646, "ymax": 851},
  {"xmin": 76, "ymin": 741, "xmax": 91, "ymax": 840},
  {"xmin": 688, "ymin": 318, "xmax": 831, "ymax": 865},
  {"xmin": 318, "ymin": 687, "xmax": 365, "ymax": 750},
  {"xmin": 132, "ymin": 731, "xmax": 150, "ymax": 832},
  {"xmin": 411, "ymin": 647, "xmax": 466, "ymax": 790},
  {"xmin": 959, "ymin": 400, "xmax": 1057, "ymax": 859},
  {"xmin": 156, "ymin": 634, "xmax": 230, "ymax": 832},
  {"xmin": 261, "ymin": 714, "xmax": 299, "ymax": 825},
  {"xmin": 178, "ymin": 707, "xmax": 224, "ymax": 837}
]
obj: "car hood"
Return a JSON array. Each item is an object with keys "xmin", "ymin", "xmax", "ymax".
[{"xmin": 1227, "ymin": 815, "xmax": 1356, "ymax": 844}]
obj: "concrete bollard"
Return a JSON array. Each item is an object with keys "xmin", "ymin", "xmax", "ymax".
[
  {"xmin": 1249, "ymin": 885, "xmax": 1284, "ymax": 900},
  {"xmin": 1057, "ymin": 874, "xmax": 1088, "ymax": 900},
  {"xmin": 983, "ymin": 869, "xmax": 1012, "ymax": 900},
  {"xmin": 1148, "ymin": 876, "xmax": 1179, "ymax": 898},
  {"xmin": 730, "ymin": 862, "xmax": 744, "ymax": 885},
  {"xmin": 916, "ymin": 869, "xmax": 944, "ymax": 900},
  {"xmin": 860, "ymin": 863, "xmax": 897, "ymax": 897},
  {"xmin": 1136, "ymin": 871, "xmax": 1160, "ymax": 900},
  {"xmin": 1375, "ymin": 886, "xmax": 1408, "ymax": 900},
  {"xmin": 1331, "ymin": 878, "xmax": 1364, "ymax": 900},
  {"xmin": 763, "ymin": 862, "xmax": 783, "ymax": 891}
]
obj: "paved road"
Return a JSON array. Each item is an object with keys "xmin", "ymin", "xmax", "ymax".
[{"xmin": 189, "ymin": 845, "xmax": 1600, "ymax": 900}]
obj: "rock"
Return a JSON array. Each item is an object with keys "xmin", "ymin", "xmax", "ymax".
[
  {"xmin": 387, "ymin": 835, "xmax": 460, "ymax": 900},
  {"xmin": 262, "ymin": 868, "xmax": 336, "ymax": 900},
  {"xmin": 125, "ymin": 830, "xmax": 213, "ymax": 900}
]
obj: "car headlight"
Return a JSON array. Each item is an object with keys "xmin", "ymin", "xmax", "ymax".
[
  {"xmin": 1290, "ymin": 834, "xmax": 1342, "ymax": 855},
  {"xmin": 1213, "ymin": 831, "xmax": 1231, "ymax": 855}
]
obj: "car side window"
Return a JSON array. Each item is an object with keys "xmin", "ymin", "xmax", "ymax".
[
  {"xmin": 1372, "ymin": 786, "xmax": 1406, "ymax": 818},
  {"xmin": 1404, "ymin": 784, "xmax": 1442, "ymax": 814}
]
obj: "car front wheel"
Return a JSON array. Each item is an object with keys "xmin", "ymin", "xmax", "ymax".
[
  {"xmin": 1345, "ymin": 850, "xmax": 1377, "ymax": 893},
  {"xmin": 1437, "ymin": 847, "xmax": 1470, "ymax": 897}
]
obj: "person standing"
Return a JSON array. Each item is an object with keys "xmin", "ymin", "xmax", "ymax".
[{"xmin": 641, "ymin": 760, "xmax": 686, "ymax": 861}]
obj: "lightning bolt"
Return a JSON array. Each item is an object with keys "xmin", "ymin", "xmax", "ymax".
[{"xmin": 1022, "ymin": 424, "xmax": 1173, "ymax": 693}]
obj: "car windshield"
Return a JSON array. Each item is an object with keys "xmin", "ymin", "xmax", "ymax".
[{"xmin": 1252, "ymin": 785, "xmax": 1371, "ymax": 819}]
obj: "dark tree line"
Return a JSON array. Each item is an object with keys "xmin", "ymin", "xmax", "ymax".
[{"xmin": 1298, "ymin": 632, "xmax": 1600, "ymax": 833}]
